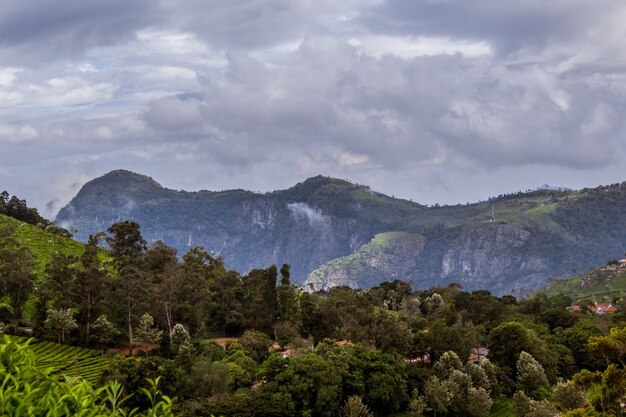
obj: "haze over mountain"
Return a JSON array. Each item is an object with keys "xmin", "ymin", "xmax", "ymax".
[{"xmin": 57, "ymin": 170, "xmax": 626, "ymax": 295}]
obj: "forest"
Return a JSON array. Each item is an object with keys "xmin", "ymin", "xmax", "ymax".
[{"xmin": 1, "ymin": 203, "xmax": 626, "ymax": 416}]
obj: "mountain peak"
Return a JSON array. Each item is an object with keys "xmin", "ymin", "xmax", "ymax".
[{"xmin": 95, "ymin": 170, "xmax": 163, "ymax": 188}]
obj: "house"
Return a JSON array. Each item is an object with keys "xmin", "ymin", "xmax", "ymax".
[
  {"xmin": 569, "ymin": 302, "xmax": 618, "ymax": 315},
  {"xmin": 469, "ymin": 347, "xmax": 489, "ymax": 365},
  {"xmin": 592, "ymin": 303, "xmax": 618, "ymax": 315}
]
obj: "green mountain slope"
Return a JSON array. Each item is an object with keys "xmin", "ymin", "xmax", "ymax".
[
  {"xmin": 57, "ymin": 171, "xmax": 626, "ymax": 295},
  {"xmin": 0, "ymin": 213, "xmax": 85, "ymax": 277},
  {"xmin": 537, "ymin": 261, "xmax": 626, "ymax": 302}
]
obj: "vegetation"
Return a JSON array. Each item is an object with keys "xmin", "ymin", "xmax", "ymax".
[
  {"xmin": 10, "ymin": 336, "xmax": 110, "ymax": 384},
  {"xmin": 538, "ymin": 261, "xmax": 626, "ymax": 302},
  {"xmin": 1, "ymin": 190, "xmax": 626, "ymax": 416},
  {"xmin": 0, "ymin": 336, "xmax": 173, "ymax": 416}
]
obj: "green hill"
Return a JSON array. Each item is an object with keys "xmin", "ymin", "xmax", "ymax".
[
  {"xmin": 537, "ymin": 261, "xmax": 626, "ymax": 302},
  {"xmin": 0, "ymin": 213, "xmax": 85, "ymax": 277}
]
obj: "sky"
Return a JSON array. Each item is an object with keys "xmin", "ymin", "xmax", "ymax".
[{"xmin": 1, "ymin": 0, "xmax": 626, "ymax": 217}]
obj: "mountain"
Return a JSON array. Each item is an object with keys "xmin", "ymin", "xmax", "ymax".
[{"xmin": 56, "ymin": 170, "xmax": 626, "ymax": 295}]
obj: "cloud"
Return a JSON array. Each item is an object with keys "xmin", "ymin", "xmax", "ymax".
[
  {"xmin": 161, "ymin": 0, "xmax": 358, "ymax": 50},
  {"xmin": 0, "ymin": 0, "xmax": 162, "ymax": 65},
  {"xmin": 141, "ymin": 38, "xmax": 625, "ymax": 174},
  {"xmin": 359, "ymin": 0, "xmax": 626, "ymax": 57},
  {"xmin": 287, "ymin": 202, "xmax": 330, "ymax": 226},
  {"xmin": 2, "ymin": 0, "xmax": 626, "ymax": 216}
]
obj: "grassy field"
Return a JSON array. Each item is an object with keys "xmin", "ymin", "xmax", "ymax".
[{"xmin": 10, "ymin": 337, "xmax": 110, "ymax": 385}]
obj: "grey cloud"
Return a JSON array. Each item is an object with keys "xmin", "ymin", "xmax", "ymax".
[
  {"xmin": 162, "ymin": 0, "xmax": 347, "ymax": 49},
  {"xmin": 142, "ymin": 38, "xmax": 625, "ymax": 174},
  {"xmin": 359, "ymin": 0, "xmax": 625, "ymax": 56},
  {"xmin": 0, "ymin": 0, "xmax": 162, "ymax": 64}
]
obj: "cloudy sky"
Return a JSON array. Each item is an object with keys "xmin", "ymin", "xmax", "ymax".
[{"xmin": 2, "ymin": 0, "xmax": 626, "ymax": 216}]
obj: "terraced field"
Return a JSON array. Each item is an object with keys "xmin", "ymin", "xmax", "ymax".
[{"xmin": 13, "ymin": 337, "xmax": 110, "ymax": 385}]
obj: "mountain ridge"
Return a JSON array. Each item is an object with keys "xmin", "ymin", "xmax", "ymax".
[{"xmin": 56, "ymin": 170, "xmax": 626, "ymax": 295}]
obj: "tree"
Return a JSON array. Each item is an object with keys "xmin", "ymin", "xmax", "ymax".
[
  {"xmin": 433, "ymin": 351, "xmax": 463, "ymax": 379},
  {"xmin": 107, "ymin": 221, "xmax": 149, "ymax": 355},
  {"xmin": 239, "ymin": 329, "xmax": 273, "ymax": 363},
  {"xmin": 135, "ymin": 313, "xmax": 163, "ymax": 356},
  {"xmin": 588, "ymin": 324, "xmax": 626, "ymax": 367},
  {"xmin": 0, "ymin": 224, "xmax": 36, "ymax": 327},
  {"xmin": 408, "ymin": 390, "xmax": 428, "ymax": 417},
  {"xmin": 44, "ymin": 308, "xmax": 78, "ymax": 344},
  {"xmin": 91, "ymin": 314, "xmax": 119, "ymax": 354},
  {"xmin": 280, "ymin": 263, "xmax": 291, "ymax": 286},
  {"xmin": 554, "ymin": 320, "xmax": 603, "ymax": 371},
  {"xmin": 179, "ymin": 246, "xmax": 225, "ymax": 333},
  {"xmin": 424, "ymin": 376, "xmax": 452, "ymax": 417},
  {"xmin": 516, "ymin": 351, "xmax": 549, "ymax": 396},
  {"xmin": 487, "ymin": 322, "xmax": 532, "ymax": 378},
  {"xmin": 74, "ymin": 233, "xmax": 109, "ymax": 344},
  {"xmin": 341, "ymin": 396, "xmax": 374, "ymax": 417},
  {"xmin": 552, "ymin": 381, "xmax": 588, "ymax": 411},
  {"xmin": 260, "ymin": 352, "xmax": 342, "ymax": 417},
  {"xmin": 466, "ymin": 386, "xmax": 492, "ymax": 417},
  {"xmin": 368, "ymin": 308, "xmax": 412, "ymax": 356},
  {"xmin": 145, "ymin": 240, "xmax": 179, "ymax": 333},
  {"xmin": 169, "ymin": 323, "xmax": 191, "ymax": 355}
]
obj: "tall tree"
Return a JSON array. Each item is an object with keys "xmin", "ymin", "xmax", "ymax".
[
  {"xmin": 145, "ymin": 241, "xmax": 179, "ymax": 333},
  {"xmin": 0, "ymin": 223, "xmax": 36, "ymax": 327},
  {"xmin": 107, "ymin": 221, "xmax": 148, "ymax": 355},
  {"xmin": 44, "ymin": 308, "xmax": 78, "ymax": 344},
  {"xmin": 74, "ymin": 233, "xmax": 110, "ymax": 344}
]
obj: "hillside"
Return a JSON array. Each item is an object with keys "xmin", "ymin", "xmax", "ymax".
[
  {"xmin": 537, "ymin": 259, "xmax": 626, "ymax": 302},
  {"xmin": 0, "ymin": 213, "xmax": 85, "ymax": 277},
  {"xmin": 57, "ymin": 170, "xmax": 626, "ymax": 295}
]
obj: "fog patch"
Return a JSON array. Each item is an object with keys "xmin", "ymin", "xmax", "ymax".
[{"xmin": 287, "ymin": 202, "xmax": 329, "ymax": 227}]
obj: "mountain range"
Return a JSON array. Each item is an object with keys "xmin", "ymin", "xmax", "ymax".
[{"xmin": 56, "ymin": 170, "xmax": 626, "ymax": 295}]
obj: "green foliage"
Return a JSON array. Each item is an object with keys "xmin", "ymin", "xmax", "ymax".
[
  {"xmin": 341, "ymin": 396, "xmax": 374, "ymax": 417},
  {"xmin": 104, "ymin": 355, "xmax": 177, "ymax": 411},
  {"xmin": 0, "ymin": 191, "xmax": 49, "ymax": 227},
  {"xmin": 0, "ymin": 213, "xmax": 86, "ymax": 278},
  {"xmin": 91, "ymin": 315, "xmax": 119, "ymax": 351},
  {"xmin": 260, "ymin": 352, "xmax": 342, "ymax": 417},
  {"xmin": 0, "ymin": 223, "xmax": 36, "ymax": 326},
  {"xmin": 44, "ymin": 308, "xmax": 78, "ymax": 344},
  {"xmin": 12, "ymin": 337, "xmax": 110, "ymax": 385},
  {"xmin": 516, "ymin": 352, "xmax": 549, "ymax": 397},
  {"xmin": 554, "ymin": 320, "xmax": 603, "ymax": 371},
  {"xmin": 488, "ymin": 397, "xmax": 516, "ymax": 417},
  {"xmin": 0, "ymin": 336, "xmax": 174, "ymax": 416},
  {"xmin": 488, "ymin": 322, "xmax": 532, "ymax": 377},
  {"xmin": 134, "ymin": 313, "xmax": 163, "ymax": 355},
  {"xmin": 552, "ymin": 381, "xmax": 588, "ymax": 411}
]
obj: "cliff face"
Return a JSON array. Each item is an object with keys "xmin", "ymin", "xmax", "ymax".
[
  {"xmin": 57, "ymin": 171, "xmax": 626, "ymax": 295},
  {"xmin": 438, "ymin": 224, "xmax": 552, "ymax": 294},
  {"xmin": 56, "ymin": 171, "xmax": 413, "ymax": 283},
  {"xmin": 306, "ymin": 232, "xmax": 426, "ymax": 291}
]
